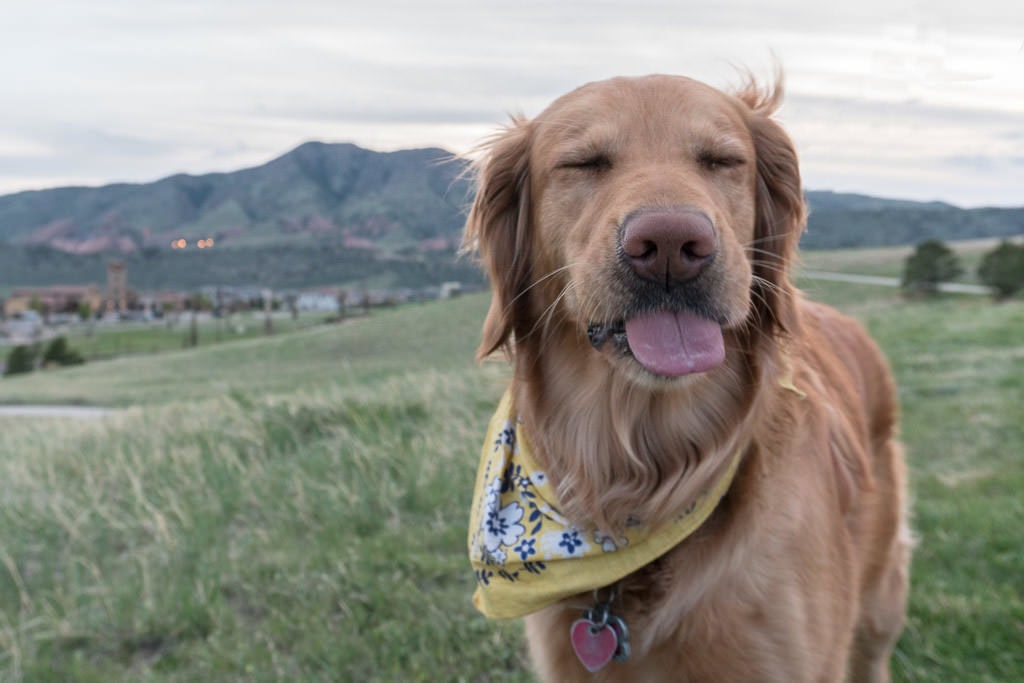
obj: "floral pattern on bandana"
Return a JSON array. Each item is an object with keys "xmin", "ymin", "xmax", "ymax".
[
  {"xmin": 469, "ymin": 417, "xmax": 618, "ymax": 587},
  {"xmin": 482, "ymin": 497, "xmax": 525, "ymax": 555},
  {"xmin": 468, "ymin": 390, "xmax": 748, "ymax": 619}
]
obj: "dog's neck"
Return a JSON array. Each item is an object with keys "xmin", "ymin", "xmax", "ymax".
[{"xmin": 511, "ymin": 328, "xmax": 768, "ymax": 534}]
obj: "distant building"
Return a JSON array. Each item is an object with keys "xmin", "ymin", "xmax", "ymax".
[
  {"xmin": 0, "ymin": 310, "xmax": 44, "ymax": 344},
  {"xmin": 2, "ymin": 285, "xmax": 105, "ymax": 318},
  {"xmin": 199, "ymin": 285, "xmax": 269, "ymax": 309},
  {"xmin": 139, "ymin": 291, "xmax": 189, "ymax": 314},
  {"xmin": 297, "ymin": 288, "xmax": 341, "ymax": 313},
  {"xmin": 440, "ymin": 281, "xmax": 463, "ymax": 299}
]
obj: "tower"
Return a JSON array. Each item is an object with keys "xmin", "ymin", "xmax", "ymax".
[{"xmin": 107, "ymin": 260, "xmax": 127, "ymax": 312}]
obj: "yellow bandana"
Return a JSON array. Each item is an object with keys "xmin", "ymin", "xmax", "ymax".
[{"xmin": 468, "ymin": 390, "xmax": 745, "ymax": 619}]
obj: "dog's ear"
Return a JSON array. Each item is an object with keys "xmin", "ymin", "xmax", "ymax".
[
  {"xmin": 462, "ymin": 117, "xmax": 534, "ymax": 359},
  {"xmin": 737, "ymin": 78, "xmax": 806, "ymax": 337}
]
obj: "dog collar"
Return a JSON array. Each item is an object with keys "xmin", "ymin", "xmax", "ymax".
[{"xmin": 468, "ymin": 389, "xmax": 744, "ymax": 619}]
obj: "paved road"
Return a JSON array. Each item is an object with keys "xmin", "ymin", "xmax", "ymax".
[
  {"xmin": 0, "ymin": 405, "xmax": 114, "ymax": 419},
  {"xmin": 800, "ymin": 270, "xmax": 992, "ymax": 295}
]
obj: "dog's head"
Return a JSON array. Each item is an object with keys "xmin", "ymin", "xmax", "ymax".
[{"xmin": 464, "ymin": 75, "xmax": 805, "ymax": 385}]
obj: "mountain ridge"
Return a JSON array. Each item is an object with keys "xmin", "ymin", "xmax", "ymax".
[
  {"xmin": 0, "ymin": 142, "xmax": 1021, "ymax": 254},
  {"xmin": 0, "ymin": 142, "xmax": 472, "ymax": 254}
]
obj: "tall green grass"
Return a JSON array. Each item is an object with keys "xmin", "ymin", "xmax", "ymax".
[
  {"xmin": 0, "ymin": 290, "xmax": 1021, "ymax": 681},
  {"xmin": 0, "ymin": 366, "xmax": 521, "ymax": 682},
  {"xmin": 858, "ymin": 297, "xmax": 1024, "ymax": 681}
]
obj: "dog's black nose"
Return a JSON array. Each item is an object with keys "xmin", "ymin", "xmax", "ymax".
[{"xmin": 621, "ymin": 208, "xmax": 716, "ymax": 286}]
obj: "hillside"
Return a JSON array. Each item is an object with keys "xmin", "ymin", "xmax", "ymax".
[
  {"xmin": 0, "ymin": 142, "xmax": 473, "ymax": 254},
  {"xmin": 802, "ymin": 191, "xmax": 1024, "ymax": 249}
]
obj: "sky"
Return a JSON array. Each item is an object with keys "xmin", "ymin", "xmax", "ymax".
[{"xmin": 1, "ymin": 0, "xmax": 1022, "ymax": 207}]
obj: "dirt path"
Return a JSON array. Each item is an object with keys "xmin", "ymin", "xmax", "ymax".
[
  {"xmin": 0, "ymin": 405, "xmax": 114, "ymax": 419},
  {"xmin": 801, "ymin": 270, "xmax": 991, "ymax": 295}
]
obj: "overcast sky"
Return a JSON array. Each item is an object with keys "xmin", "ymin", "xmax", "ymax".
[{"xmin": 1, "ymin": 0, "xmax": 1022, "ymax": 207}]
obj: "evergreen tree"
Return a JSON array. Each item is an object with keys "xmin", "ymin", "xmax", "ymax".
[
  {"xmin": 902, "ymin": 239, "xmax": 962, "ymax": 296},
  {"xmin": 978, "ymin": 240, "xmax": 1024, "ymax": 300}
]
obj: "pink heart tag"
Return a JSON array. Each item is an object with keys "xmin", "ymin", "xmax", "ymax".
[{"xmin": 570, "ymin": 618, "xmax": 619, "ymax": 672}]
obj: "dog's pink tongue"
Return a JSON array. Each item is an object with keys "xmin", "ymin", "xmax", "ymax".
[{"xmin": 625, "ymin": 310, "xmax": 725, "ymax": 377}]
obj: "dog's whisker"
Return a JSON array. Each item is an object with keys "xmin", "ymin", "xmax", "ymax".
[
  {"xmin": 750, "ymin": 273, "xmax": 785, "ymax": 293},
  {"xmin": 744, "ymin": 246, "xmax": 788, "ymax": 260},
  {"xmin": 740, "ymin": 234, "xmax": 786, "ymax": 246},
  {"xmin": 508, "ymin": 264, "xmax": 575, "ymax": 305},
  {"xmin": 530, "ymin": 279, "xmax": 577, "ymax": 340},
  {"xmin": 494, "ymin": 263, "xmax": 579, "ymax": 327}
]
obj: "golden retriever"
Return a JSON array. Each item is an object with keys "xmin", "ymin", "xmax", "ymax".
[{"xmin": 464, "ymin": 74, "xmax": 911, "ymax": 682}]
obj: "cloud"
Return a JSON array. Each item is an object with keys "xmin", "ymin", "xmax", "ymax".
[
  {"xmin": 942, "ymin": 155, "xmax": 1000, "ymax": 172},
  {"xmin": 0, "ymin": 135, "xmax": 53, "ymax": 158},
  {"xmin": 0, "ymin": 0, "xmax": 1022, "ymax": 207}
]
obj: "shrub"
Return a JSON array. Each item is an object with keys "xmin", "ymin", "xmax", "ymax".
[
  {"xmin": 42, "ymin": 336, "xmax": 85, "ymax": 367},
  {"xmin": 902, "ymin": 239, "xmax": 962, "ymax": 296},
  {"xmin": 978, "ymin": 240, "xmax": 1024, "ymax": 300},
  {"xmin": 4, "ymin": 345, "xmax": 35, "ymax": 376}
]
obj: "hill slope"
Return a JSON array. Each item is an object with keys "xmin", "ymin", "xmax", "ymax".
[
  {"xmin": 803, "ymin": 191, "xmax": 1024, "ymax": 249},
  {"xmin": 0, "ymin": 142, "xmax": 472, "ymax": 253}
]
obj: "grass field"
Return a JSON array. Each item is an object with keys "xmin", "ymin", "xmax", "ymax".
[
  {"xmin": 0, "ymin": 303, "xmax": 486, "ymax": 407},
  {"xmin": 0, "ymin": 281, "xmax": 1022, "ymax": 681},
  {"xmin": 0, "ymin": 313, "xmax": 332, "ymax": 369},
  {"xmin": 60, "ymin": 314, "xmax": 331, "ymax": 362}
]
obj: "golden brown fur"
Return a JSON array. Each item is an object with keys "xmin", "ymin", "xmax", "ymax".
[{"xmin": 464, "ymin": 74, "xmax": 911, "ymax": 682}]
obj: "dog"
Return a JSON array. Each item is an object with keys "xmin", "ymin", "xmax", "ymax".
[{"xmin": 464, "ymin": 74, "xmax": 911, "ymax": 682}]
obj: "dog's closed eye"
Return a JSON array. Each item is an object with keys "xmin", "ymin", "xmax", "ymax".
[
  {"xmin": 697, "ymin": 151, "xmax": 746, "ymax": 172},
  {"xmin": 557, "ymin": 153, "xmax": 613, "ymax": 172}
]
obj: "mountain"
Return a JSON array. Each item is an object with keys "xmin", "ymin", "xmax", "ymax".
[
  {"xmin": 0, "ymin": 142, "xmax": 473, "ymax": 254},
  {"xmin": 802, "ymin": 191, "xmax": 1024, "ymax": 249},
  {"xmin": 804, "ymin": 190, "xmax": 956, "ymax": 212},
  {"xmin": 0, "ymin": 143, "xmax": 1020, "ymax": 258}
]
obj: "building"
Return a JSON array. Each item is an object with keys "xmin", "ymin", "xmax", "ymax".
[
  {"xmin": 296, "ymin": 288, "xmax": 342, "ymax": 313},
  {"xmin": 440, "ymin": 281, "xmax": 463, "ymax": 299},
  {"xmin": 139, "ymin": 291, "xmax": 190, "ymax": 315},
  {"xmin": 2, "ymin": 285, "xmax": 105, "ymax": 319}
]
